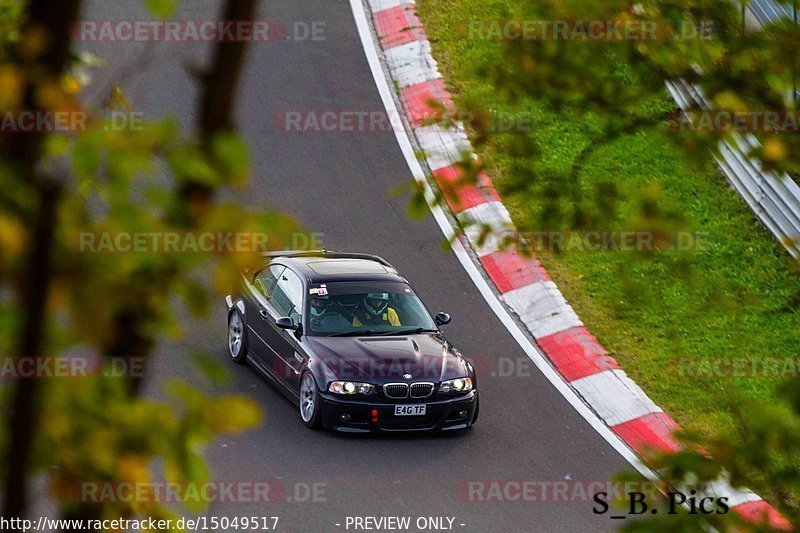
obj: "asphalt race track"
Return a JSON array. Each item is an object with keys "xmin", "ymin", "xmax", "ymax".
[{"xmin": 78, "ymin": 1, "xmax": 629, "ymax": 531}]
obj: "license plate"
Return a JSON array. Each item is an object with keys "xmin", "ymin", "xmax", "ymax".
[{"xmin": 394, "ymin": 404, "xmax": 426, "ymax": 416}]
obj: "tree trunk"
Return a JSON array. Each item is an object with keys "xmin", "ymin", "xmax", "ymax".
[
  {"xmin": 2, "ymin": 0, "xmax": 81, "ymax": 524},
  {"xmin": 177, "ymin": 0, "xmax": 260, "ymax": 224},
  {"xmin": 3, "ymin": 184, "xmax": 61, "ymax": 523}
]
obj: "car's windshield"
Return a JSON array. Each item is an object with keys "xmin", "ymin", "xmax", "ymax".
[{"xmin": 306, "ymin": 281, "xmax": 437, "ymax": 336}]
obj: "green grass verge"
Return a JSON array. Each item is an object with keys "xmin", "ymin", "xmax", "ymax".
[{"xmin": 415, "ymin": 0, "xmax": 800, "ymax": 441}]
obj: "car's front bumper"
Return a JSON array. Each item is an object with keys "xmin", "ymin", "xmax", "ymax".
[{"xmin": 318, "ymin": 390, "xmax": 478, "ymax": 432}]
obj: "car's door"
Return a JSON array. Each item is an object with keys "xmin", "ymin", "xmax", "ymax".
[
  {"xmin": 262, "ymin": 266, "xmax": 305, "ymax": 389},
  {"xmin": 242, "ymin": 264, "xmax": 284, "ymax": 371}
]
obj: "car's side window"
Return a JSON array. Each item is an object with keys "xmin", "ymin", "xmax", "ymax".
[
  {"xmin": 270, "ymin": 268, "xmax": 303, "ymax": 323},
  {"xmin": 255, "ymin": 265, "xmax": 284, "ymax": 299}
]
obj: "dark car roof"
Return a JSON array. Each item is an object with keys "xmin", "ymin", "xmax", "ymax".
[{"xmin": 274, "ymin": 255, "xmax": 408, "ymax": 284}]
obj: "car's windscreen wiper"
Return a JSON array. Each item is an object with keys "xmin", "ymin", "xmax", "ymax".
[
  {"xmin": 330, "ymin": 329, "xmax": 376, "ymax": 337},
  {"xmin": 380, "ymin": 327, "xmax": 439, "ymax": 336}
]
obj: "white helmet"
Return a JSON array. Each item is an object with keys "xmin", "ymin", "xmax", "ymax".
[{"xmin": 364, "ymin": 292, "xmax": 389, "ymax": 316}]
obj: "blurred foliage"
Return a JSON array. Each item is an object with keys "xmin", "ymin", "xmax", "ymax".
[
  {"xmin": 44, "ymin": 377, "xmax": 261, "ymax": 522},
  {"xmin": 144, "ymin": 0, "xmax": 178, "ymax": 19},
  {"xmin": 419, "ymin": 0, "xmax": 800, "ymax": 234},
  {"xmin": 0, "ymin": 0, "xmax": 306, "ymax": 527},
  {"xmin": 622, "ymin": 376, "xmax": 800, "ymax": 530},
  {"xmin": 472, "ymin": 3, "xmax": 800, "ymax": 525},
  {"xmin": 0, "ymin": 0, "xmax": 23, "ymax": 58}
]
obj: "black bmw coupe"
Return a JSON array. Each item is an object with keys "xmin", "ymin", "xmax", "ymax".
[{"xmin": 225, "ymin": 250, "xmax": 478, "ymax": 432}]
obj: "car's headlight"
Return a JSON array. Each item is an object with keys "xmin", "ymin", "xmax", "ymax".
[
  {"xmin": 328, "ymin": 381, "xmax": 375, "ymax": 395},
  {"xmin": 439, "ymin": 377, "xmax": 473, "ymax": 393}
]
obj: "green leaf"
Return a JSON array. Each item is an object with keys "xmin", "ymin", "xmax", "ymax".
[
  {"xmin": 212, "ymin": 133, "xmax": 249, "ymax": 185},
  {"xmin": 407, "ymin": 181, "xmax": 429, "ymax": 220},
  {"xmin": 208, "ymin": 396, "xmax": 262, "ymax": 433},
  {"xmin": 144, "ymin": 0, "xmax": 177, "ymax": 18},
  {"xmin": 168, "ymin": 146, "xmax": 218, "ymax": 186},
  {"xmin": 189, "ymin": 351, "xmax": 230, "ymax": 386},
  {"xmin": 72, "ymin": 136, "xmax": 100, "ymax": 180},
  {"xmin": 42, "ymin": 134, "xmax": 70, "ymax": 160}
]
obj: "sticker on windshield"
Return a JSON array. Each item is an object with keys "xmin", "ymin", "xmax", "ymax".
[{"xmin": 309, "ymin": 285, "xmax": 328, "ymax": 296}]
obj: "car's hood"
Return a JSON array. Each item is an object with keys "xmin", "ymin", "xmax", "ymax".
[{"xmin": 306, "ymin": 333, "xmax": 467, "ymax": 384}]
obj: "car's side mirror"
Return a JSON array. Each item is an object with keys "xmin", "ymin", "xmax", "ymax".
[
  {"xmin": 434, "ymin": 312, "xmax": 451, "ymax": 326},
  {"xmin": 276, "ymin": 317, "xmax": 298, "ymax": 330}
]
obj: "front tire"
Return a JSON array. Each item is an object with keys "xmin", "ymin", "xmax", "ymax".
[
  {"xmin": 228, "ymin": 310, "xmax": 248, "ymax": 364},
  {"xmin": 299, "ymin": 372, "xmax": 322, "ymax": 429}
]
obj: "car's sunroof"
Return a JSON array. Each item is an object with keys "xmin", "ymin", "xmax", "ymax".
[{"xmin": 306, "ymin": 259, "xmax": 388, "ymax": 275}]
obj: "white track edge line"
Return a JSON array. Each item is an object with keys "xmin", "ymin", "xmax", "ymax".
[{"xmin": 349, "ymin": 0, "xmax": 655, "ymax": 481}]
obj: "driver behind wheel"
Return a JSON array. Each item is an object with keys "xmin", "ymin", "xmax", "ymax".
[
  {"xmin": 310, "ymin": 294, "xmax": 350, "ymax": 331},
  {"xmin": 352, "ymin": 292, "xmax": 401, "ymax": 327},
  {"xmin": 310, "ymin": 294, "xmax": 333, "ymax": 318}
]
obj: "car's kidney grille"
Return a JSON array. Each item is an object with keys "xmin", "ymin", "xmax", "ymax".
[
  {"xmin": 410, "ymin": 382, "xmax": 434, "ymax": 398},
  {"xmin": 384, "ymin": 383, "xmax": 409, "ymax": 399}
]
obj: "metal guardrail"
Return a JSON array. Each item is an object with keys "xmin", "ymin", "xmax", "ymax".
[
  {"xmin": 665, "ymin": 78, "xmax": 800, "ymax": 258},
  {"xmin": 749, "ymin": 0, "xmax": 794, "ymax": 25}
]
